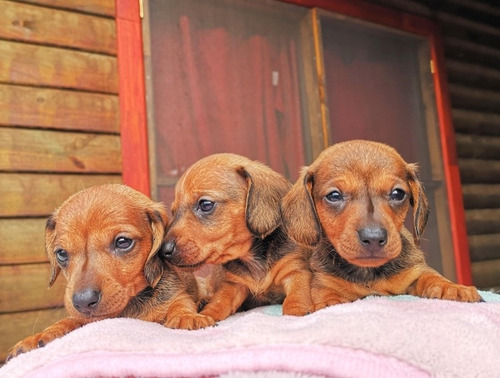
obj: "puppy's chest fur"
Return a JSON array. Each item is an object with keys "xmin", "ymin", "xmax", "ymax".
[
  {"xmin": 223, "ymin": 228, "xmax": 293, "ymax": 298},
  {"xmin": 312, "ymin": 233, "xmax": 422, "ymax": 285},
  {"xmin": 120, "ymin": 267, "xmax": 193, "ymax": 321}
]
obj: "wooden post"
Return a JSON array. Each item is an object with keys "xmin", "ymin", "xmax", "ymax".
[{"xmin": 115, "ymin": 0, "xmax": 151, "ymax": 196}]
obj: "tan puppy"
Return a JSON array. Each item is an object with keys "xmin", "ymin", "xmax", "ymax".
[
  {"xmin": 161, "ymin": 153, "xmax": 313, "ymax": 322},
  {"xmin": 281, "ymin": 140, "xmax": 481, "ymax": 310},
  {"xmin": 8, "ymin": 184, "xmax": 212, "ymax": 361}
]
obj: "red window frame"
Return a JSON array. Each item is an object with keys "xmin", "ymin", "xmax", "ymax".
[{"xmin": 114, "ymin": 0, "xmax": 473, "ymax": 285}]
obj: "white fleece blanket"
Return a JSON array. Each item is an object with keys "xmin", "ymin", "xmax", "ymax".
[{"xmin": 1, "ymin": 291, "xmax": 499, "ymax": 378}]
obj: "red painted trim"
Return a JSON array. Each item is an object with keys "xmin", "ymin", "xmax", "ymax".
[
  {"xmin": 429, "ymin": 26, "xmax": 473, "ymax": 285},
  {"xmin": 115, "ymin": 0, "xmax": 151, "ymax": 196}
]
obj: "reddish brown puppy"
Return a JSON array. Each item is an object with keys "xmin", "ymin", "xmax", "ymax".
[
  {"xmin": 8, "ymin": 184, "xmax": 212, "ymax": 360},
  {"xmin": 162, "ymin": 153, "xmax": 313, "ymax": 323},
  {"xmin": 281, "ymin": 140, "xmax": 481, "ymax": 310}
]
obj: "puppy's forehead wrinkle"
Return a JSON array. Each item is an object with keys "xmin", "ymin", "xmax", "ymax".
[
  {"xmin": 315, "ymin": 141, "xmax": 409, "ymax": 176},
  {"xmin": 179, "ymin": 171, "xmax": 246, "ymax": 201}
]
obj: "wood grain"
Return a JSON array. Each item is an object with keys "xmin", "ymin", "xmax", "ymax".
[
  {"xmin": 455, "ymin": 133, "xmax": 500, "ymax": 160},
  {"xmin": 471, "ymin": 259, "xmax": 500, "ymax": 289},
  {"xmin": 0, "ymin": 84, "xmax": 119, "ymax": 132},
  {"xmin": 0, "ymin": 307, "xmax": 66, "ymax": 362},
  {"xmin": 466, "ymin": 208, "xmax": 500, "ymax": 235},
  {"xmin": 462, "ymin": 184, "xmax": 500, "ymax": 209},
  {"xmin": 0, "ymin": 173, "xmax": 122, "ymax": 217},
  {"xmin": 17, "ymin": 0, "xmax": 115, "ymax": 17},
  {"xmin": 0, "ymin": 263, "xmax": 65, "ymax": 313},
  {"xmin": 468, "ymin": 233, "xmax": 500, "ymax": 262},
  {"xmin": 0, "ymin": 40, "xmax": 118, "ymax": 93},
  {"xmin": 459, "ymin": 158, "xmax": 500, "ymax": 184},
  {"xmin": 0, "ymin": 1, "xmax": 116, "ymax": 54},
  {"xmin": 0, "ymin": 218, "xmax": 47, "ymax": 265},
  {"xmin": 0, "ymin": 128, "xmax": 122, "ymax": 173}
]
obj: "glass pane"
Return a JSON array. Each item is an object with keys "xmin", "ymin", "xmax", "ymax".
[
  {"xmin": 144, "ymin": 0, "xmax": 309, "ymax": 204},
  {"xmin": 319, "ymin": 15, "xmax": 452, "ymax": 276}
]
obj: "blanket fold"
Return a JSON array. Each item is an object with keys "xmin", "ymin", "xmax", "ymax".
[{"xmin": 1, "ymin": 292, "xmax": 499, "ymax": 378}]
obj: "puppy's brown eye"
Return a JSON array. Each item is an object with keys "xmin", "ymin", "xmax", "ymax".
[
  {"xmin": 115, "ymin": 237, "xmax": 134, "ymax": 252},
  {"xmin": 198, "ymin": 199, "xmax": 215, "ymax": 213},
  {"xmin": 326, "ymin": 190, "xmax": 343, "ymax": 203},
  {"xmin": 390, "ymin": 188, "xmax": 406, "ymax": 202},
  {"xmin": 55, "ymin": 249, "xmax": 69, "ymax": 267}
]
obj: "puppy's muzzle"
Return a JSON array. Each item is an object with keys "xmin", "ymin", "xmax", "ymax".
[
  {"xmin": 72, "ymin": 289, "xmax": 102, "ymax": 315},
  {"xmin": 357, "ymin": 227, "xmax": 387, "ymax": 254}
]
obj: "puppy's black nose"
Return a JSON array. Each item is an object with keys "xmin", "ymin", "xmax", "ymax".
[
  {"xmin": 161, "ymin": 240, "xmax": 176, "ymax": 261},
  {"xmin": 358, "ymin": 227, "xmax": 387, "ymax": 247},
  {"xmin": 72, "ymin": 289, "xmax": 101, "ymax": 314}
]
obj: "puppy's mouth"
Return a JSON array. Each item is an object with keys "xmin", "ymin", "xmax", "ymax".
[
  {"xmin": 176, "ymin": 259, "xmax": 207, "ymax": 270},
  {"xmin": 72, "ymin": 307, "xmax": 121, "ymax": 319},
  {"xmin": 348, "ymin": 257, "xmax": 390, "ymax": 268}
]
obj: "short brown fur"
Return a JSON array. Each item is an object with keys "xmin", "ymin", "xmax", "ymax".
[
  {"xmin": 8, "ymin": 184, "xmax": 212, "ymax": 361},
  {"xmin": 162, "ymin": 153, "xmax": 313, "ymax": 322},
  {"xmin": 281, "ymin": 140, "xmax": 481, "ymax": 310}
]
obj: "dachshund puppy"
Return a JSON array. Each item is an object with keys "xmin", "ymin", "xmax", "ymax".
[
  {"xmin": 161, "ymin": 153, "xmax": 313, "ymax": 323},
  {"xmin": 281, "ymin": 140, "xmax": 481, "ymax": 310},
  {"xmin": 8, "ymin": 184, "xmax": 212, "ymax": 360}
]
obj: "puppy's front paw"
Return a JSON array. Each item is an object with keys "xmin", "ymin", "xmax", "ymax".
[
  {"xmin": 7, "ymin": 329, "xmax": 62, "ymax": 361},
  {"xmin": 165, "ymin": 313, "xmax": 215, "ymax": 330},
  {"xmin": 312, "ymin": 291, "xmax": 353, "ymax": 312},
  {"xmin": 421, "ymin": 281, "xmax": 482, "ymax": 302},
  {"xmin": 282, "ymin": 297, "xmax": 313, "ymax": 316}
]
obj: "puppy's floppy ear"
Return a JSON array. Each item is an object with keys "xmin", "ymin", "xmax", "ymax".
[
  {"xmin": 281, "ymin": 168, "xmax": 321, "ymax": 246},
  {"xmin": 144, "ymin": 202, "xmax": 169, "ymax": 287},
  {"xmin": 407, "ymin": 163, "xmax": 429, "ymax": 245},
  {"xmin": 237, "ymin": 163, "xmax": 291, "ymax": 239},
  {"xmin": 45, "ymin": 213, "xmax": 60, "ymax": 287}
]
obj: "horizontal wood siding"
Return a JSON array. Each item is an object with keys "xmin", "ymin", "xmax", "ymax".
[
  {"xmin": 17, "ymin": 0, "xmax": 115, "ymax": 17},
  {"xmin": 0, "ymin": 84, "xmax": 119, "ymax": 132},
  {"xmin": 366, "ymin": 0, "xmax": 500, "ymax": 289},
  {"xmin": 1, "ymin": 1, "xmax": 116, "ymax": 54},
  {"xmin": 0, "ymin": 264, "xmax": 66, "ymax": 313},
  {"xmin": 1, "ymin": 173, "xmax": 122, "ymax": 217},
  {"xmin": 0, "ymin": 128, "xmax": 122, "ymax": 173},
  {"xmin": 0, "ymin": 0, "xmax": 120, "ymax": 363},
  {"xmin": 0, "ymin": 308, "xmax": 67, "ymax": 362},
  {"xmin": 0, "ymin": 40, "xmax": 118, "ymax": 93},
  {"xmin": 0, "ymin": 218, "xmax": 47, "ymax": 264}
]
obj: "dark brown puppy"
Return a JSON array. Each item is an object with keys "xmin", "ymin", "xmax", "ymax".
[
  {"xmin": 8, "ymin": 184, "xmax": 212, "ymax": 360},
  {"xmin": 162, "ymin": 153, "xmax": 313, "ymax": 322},
  {"xmin": 281, "ymin": 140, "xmax": 481, "ymax": 310}
]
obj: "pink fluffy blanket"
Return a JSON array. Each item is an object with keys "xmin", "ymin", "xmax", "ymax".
[{"xmin": 2, "ymin": 292, "xmax": 499, "ymax": 377}]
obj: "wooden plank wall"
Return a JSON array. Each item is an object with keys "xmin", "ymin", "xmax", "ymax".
[
  {"xmin": 0, "ymin": 0, "xmax": 121, "ymax": 363},
  {"xmin": 366, "ymin": 0, "xmax": 500, "ymax": 291}
]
